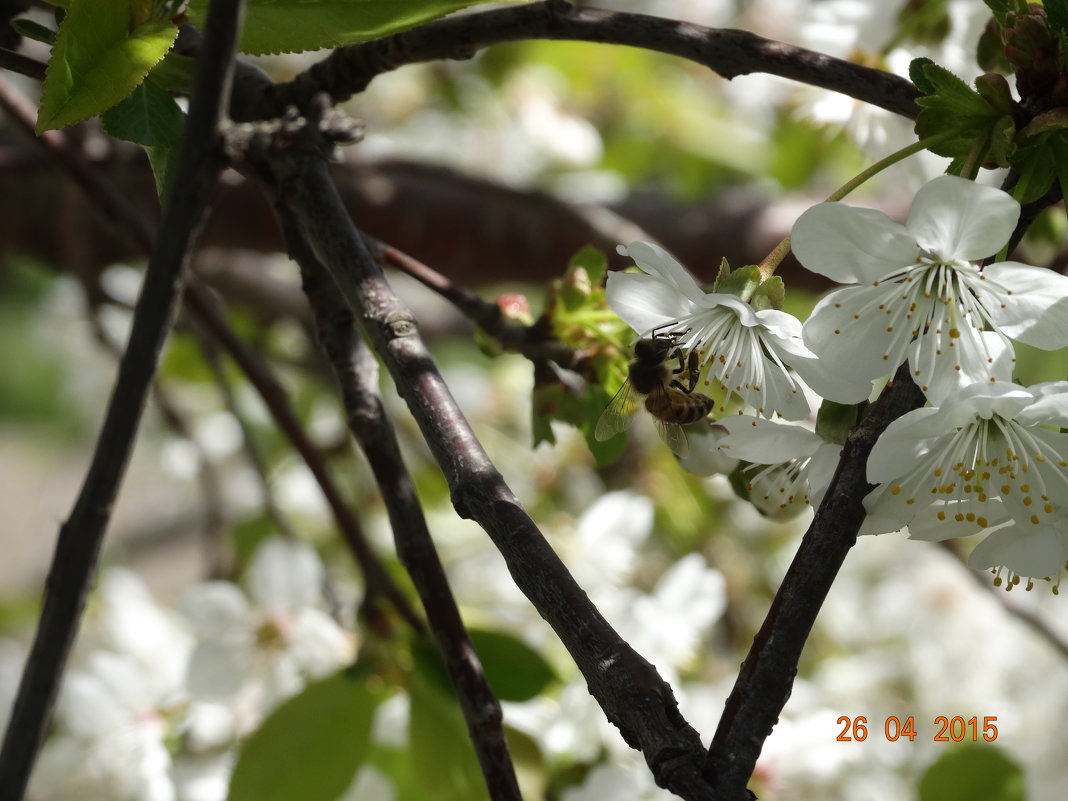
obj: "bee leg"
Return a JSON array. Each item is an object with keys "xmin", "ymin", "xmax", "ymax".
[{"xmin": 685, "ymin": 349, "xmax": 701, "ymax": 392}]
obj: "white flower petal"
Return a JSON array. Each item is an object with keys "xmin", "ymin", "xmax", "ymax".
[
  {"xmin": 718, "ymin": 416, "xmax": 822, "ymax": 463},
  {"xmin": 185, "ymin": 642, "xmax": 250, "ymax": 700},
  {"xmin": 289, "ymin": 609, "xmax": 356, "ymax": 678},
  {"xmin": 248, "ymin": 537, "xmax": 324, "ymax": 614},
  {"xmin": 803, "ymin": 286, "xmax": 906, "ymax": 381},
  {"xmin": 766, "ymin": 329, "xmax": 872, "ymax": 403},
  {"xmin": 618, "ymin": 241, "xmax": 704, "ymax": 298},
  {"xmin": 866, "ymin": 408, "xmax": 943, "ymax": 484},
  {"xmin": 967, "ymin": 522, "xmax": 1068, "ymax": 579},
  {"xmin": 906, "ymin": 316, "xmax": 1003, "ymax": 404},
  {"xmin": 677, "ymin": 424, "xmax": 738, "ymax": 477},
  {"xmin": 982, "ymin": 262, "xmax": 1068, "ymax": 347},
  {"xmin": 1017, "ymin": 381, "xmax": 1068, "ymax": 428},
  {"xmin": 605, "ymin": 271, "xmax": 696, "ymax": 336},
  {"xmin": 792, "ymin": 202, "xmax": 917, "ymax": 284},
  {"xmin": 181, "ymin": 582, "xmax": 251, "ymax": 641},
  {"xmin": 905, "ymin": 175, "xmax": 1018, "ymax": 261},
  {"xmin": 807, "ymin": 442, "xmax": 843, "ymax": 509}
]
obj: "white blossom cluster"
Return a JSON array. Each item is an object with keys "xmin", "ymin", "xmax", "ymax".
[
  {"xmin": 607, "ymin": 176, "xmax": 1068, "ymax": 586},
  {"xmin": 5, "ymin": 538, "xmax": 355, "ymax": 801}
]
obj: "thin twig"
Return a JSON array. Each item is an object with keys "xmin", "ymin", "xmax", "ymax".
[
  {"xmin": 89, "ymin": 299, "xmax": 228, "ymax": 576},
  {"xmin": 373, "ymin": 238, "xmax": 588, "ymax": 373},
  {"xmin": 257, "ymin": 1, "xmax": 920, "ymax": 123},
  {"xmin": 196, "ymin": 326, "xmax": 299, "ymax": 546},
  {"xmin": 295, "ymin": 227, "xmax": 522, "ymax": 800},
  {"xmin": 705, "ymin": 365, "xmax": 927, "ymax": 797},
  {"xmin": 228, "ymin": 102, "xmax": 717, "ymax": 800},
  {"xmin": 0, "ymin": 1, "xmax": 246, "ymax": 796}
]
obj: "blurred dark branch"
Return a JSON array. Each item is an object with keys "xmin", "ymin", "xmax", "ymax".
[
  {"xmin": 261, "ymin": 0, "xmax": 920, "ymax": 122},
  {"xmin": 90, "ymin": 298, "xmax": 229, "ymax": 575},
  {"xmin": 296, "ymin": 226, "xmax": 521, "ymax": 800},
  {"xmin": 0, "ymin": 0, "xmax": 245, "ymax": 796},
  {"xmin": 0, "ymin": 47, "xmax": 44, "ymax": 79},
  {"xmin": 706, "ymin": 365, "xmax": 927, "ymax": 797},
  {"xmin": 0, "ymin": 72, "xmax": 423, "ymax": 631},
  {"xmin": 229, "ymin": 101, "xmax": 720, "ymax": 800},
  {"xmin": 196, "ymin": 328, "xmax": 300, "ymax": 548}
]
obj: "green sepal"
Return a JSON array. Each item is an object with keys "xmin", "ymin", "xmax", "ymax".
[
  {"xmin": 715, "ymin": 264, "xmax": 761, "ymax": 301},
  {"xmin": 750, "ymin": 276, "xmax": 784, "ymax": 311},
  {"xmin": 980, "ymin": 0, "xmax": 1016, "ymax": 28},
  {"xmin": 1014, "ymin": 108, "xmax": 1068, "ymax": 203},
  {"xmin": 711, "ymin": 257, "xmax": 731, "ymax": 291},
  {"xmin": 912, "ymin": 60, "xmax": 1016, "ymax": 171}
]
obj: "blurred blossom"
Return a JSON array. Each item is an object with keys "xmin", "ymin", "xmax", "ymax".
[
  {"xmin": 338, "ymin": 765, "xmax": 397, "ymax": 801},
  {"xmin": 171, "ymin": 751, "xmax": 233, "ymax": 801},
  {"xmin": 561, "ymin": 761, "xmax": 668, "ymax": 801},
  {"xmin": 32, "ymin": 651, "xmax": 180, "ymax": 801},
  {"xmin": 610, "ymin": 554, "xmax": 726, "ymax": 683},
  {"xmin": 567, "ymin": 490, "xmax": 654, "ymax": 594},
  {"xmin": 180, "ymin": 537, "xmax": 355, "ymax": 714}
]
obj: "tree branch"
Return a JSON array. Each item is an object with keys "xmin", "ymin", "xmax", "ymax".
[
  {"xmin": 0, "ymin": 46, "xmax": 44, "ymax": 80},
  {"xmin": 373, "ymin": 238, "xmax": 588, "ymax": 373},
  {"xmin": 0, "ymin": 0, "xmax": 245, "ymax": 796},
  {"xmin": 229, "ymin": 101, "xmax": 721, "ymax": 800},
  {"xmin": 258, "ymin": 1, "xmax": 920, "ymax": 123},
  {"xmin": 705, "ymin": 366, "xmax": 926, "ymax": 797},
  {"xmin": 295, "ymin": 226, "xmax": 522, "ymax": 800}
]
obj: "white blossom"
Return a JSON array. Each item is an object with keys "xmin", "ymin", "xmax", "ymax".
[
  {"xmin": 180, "ymin": 537, "xmax": 355, "ymax": 716},
  {"xmin": 794, "ymin": 175, "xmax": 1068, "ymax": 403},
  {"xmin": 607, "ymin": 241, "xmax": 870, "ymax": 419}
]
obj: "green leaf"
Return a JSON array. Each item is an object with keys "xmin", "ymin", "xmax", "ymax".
[
  {"xmin": 101, "ymin": 80, "xmax": 185, "ymax": 196},
  {"xmin": 909, "ymin": 56, "xmax": 939, "ymax": 94},
  {"xmin": 187, "ymin": 0, "xmax": 517, "ymax": 56},
  {"xmin": 1044, "ymin": 0, "xmax": 1068, "ymax": 39},
  {"xmin": 981, "ymin": 0, "xmax": 1017, "ymax": 27},
  {"xmin": 919, "ymin": 744, "xmax": 1025, "ymax": 801},
  {"xmin": 228, "ymin": 667, "xmax": 384, "ymax": 801},
  {"xmin": 147, "ymin": 51, "xmax": 197, "ymax": 94},
  {"xmin": 412, "ymin": 629, "xmax": 557, "ymax": 704},
  {"xmin": 36, "ymin": 0, "xmax": 178, "ymax": 133},
  {"xmin": 912, "ymin": 61, "xmax": 1015, "ymax": 170},
  {"xmin": 409, "ymin": 659, "xmax": 490, "ymax": 801}
]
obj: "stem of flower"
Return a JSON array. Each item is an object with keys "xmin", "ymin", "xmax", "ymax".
[{"xmin": 758, "ymin": 131, "xmax": 957, "ymax": 277}]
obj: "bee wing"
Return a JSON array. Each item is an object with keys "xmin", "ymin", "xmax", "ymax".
[
  {"xmin": 595, "ymin": 380, "xmax": 642, "ymax": 441},
  {"xmin": 655, "ymin": 420, "xmax": 689, "ymax": 457}
]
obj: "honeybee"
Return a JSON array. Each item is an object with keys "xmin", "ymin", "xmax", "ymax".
[{"xmin": 595, "ymin": 327, "xmax": 716, "ymax": 456}]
